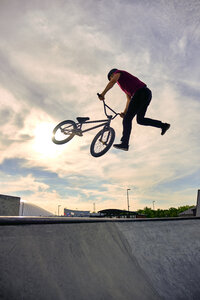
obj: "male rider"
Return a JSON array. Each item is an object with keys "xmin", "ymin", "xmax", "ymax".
[{"xmin": 98, "ymin": 69, "xmax": 170, "ymax": 151}]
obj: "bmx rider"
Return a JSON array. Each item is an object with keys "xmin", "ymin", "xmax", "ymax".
[{"xmin": 98, "ymin": 69, "xmax": 170, "ymax": 151}]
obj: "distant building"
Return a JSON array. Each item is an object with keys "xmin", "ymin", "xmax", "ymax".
[
  {"xmin": 0, "ymin": 194, "xmax": 20, "ymax": 216},
  {"xmin": 98, "ymin": 209, "xmax": 140, "ymax": 218},
  {"xmin": 64, "ymin": 209, "xmax": 90, "ymax": 217},
  {"xmin": 89, "ymin": 212, "xmax": 102, "ymax": 217},
  {"xmin": 178, "ymin": 190, "xmax": 200, "ymax": 217},
  {"xmin": 19, "ymin": 201, "xmax": 53, "ymax": 217},
  {"xmin": 178, "ymin": 207, "xmax": 196, "ymax": 217},
  {"xmin": 196, "ymin": 190, "xmax": 200, "ymax": 217}
]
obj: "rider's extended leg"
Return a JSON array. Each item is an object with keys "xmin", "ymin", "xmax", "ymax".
[
  {"xmin": 136, "ymin": 88, "xmax": 170, "ymax": 135},
  {"xmin": 136, "ymin": 88, "xmax": 163, "ymax": 128},
  {"xmin": 121, "ymin": 87, "xmax": 164, "ymax": 146}
]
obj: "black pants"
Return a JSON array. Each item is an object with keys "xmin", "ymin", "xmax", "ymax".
[{"xmin": 121, "ymin": 87, "xmax": 163, "ymax": 145}]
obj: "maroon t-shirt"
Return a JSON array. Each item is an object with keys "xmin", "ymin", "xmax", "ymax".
[{"xmin": 114, "ymin": 70, "xmax": 146, "ymax": 96}]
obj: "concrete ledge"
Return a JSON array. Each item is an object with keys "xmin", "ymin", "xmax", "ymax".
[{"xmin": 0, "ymin": 216, "xmax": 199, "ymax": 225}]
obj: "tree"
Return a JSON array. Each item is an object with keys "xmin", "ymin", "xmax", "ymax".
[{"xmin": 137, "ymin": 205, "xmax": 194, "ymax": 218}]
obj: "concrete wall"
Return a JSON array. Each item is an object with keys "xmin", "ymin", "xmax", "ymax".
[
  {"xmin": 0, "ymin": 194, "xmax": 20, "ymax": 216},
  {"xmin": 196, "ymin": 190, "xmax": 200, "ymax": 217}
]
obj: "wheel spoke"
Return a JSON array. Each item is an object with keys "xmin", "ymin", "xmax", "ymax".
[
  {"xmin": 52, "ymin": 120, "xmax": 76, "ymax": 144},
  {"xmin": 55, "ymin": 126, "xmax": 70, "ymax": 141},
  {"xmin": 90, "ymin": 128, "xmax": 115, "ymax": 157},
  {"xmin": 94, "ymin": 131, "xmax": 110, "ymax": 153}
]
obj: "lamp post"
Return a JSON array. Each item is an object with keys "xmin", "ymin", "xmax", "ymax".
[
  {"xmin": 127, "ymin": 189, "xmax": 131, "ymax": 212},
  {"xmin": 58, "ymin": 205, "xmax": 61, "ymax": 216},
  {"xmin": 22, "ymin": 202, "xmax": 24, "ymax": 216},
  {"xmin": 153, "ymin": 201, "xmax": 155, "ymax": 210}
]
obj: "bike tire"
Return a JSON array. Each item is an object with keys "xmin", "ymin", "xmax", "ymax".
[
  {"xmin": 90, "ymin": 127, "xmax": 115, "ymax": 157},
  {"xmin": 52, "ymin": 120, "xmax": 77, "ymax": 145}
]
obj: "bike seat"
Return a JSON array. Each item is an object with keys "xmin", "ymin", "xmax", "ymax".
[{"xmin": 77, "ymin": 117, "xmax": 90, "ymax": 123}]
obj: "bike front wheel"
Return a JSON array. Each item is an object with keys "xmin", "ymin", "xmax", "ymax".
[
  {"xmin": 90, "ymin": 127, "xmax": 115, "ymax": 157},
  {"xmin": 52, "ymin": 120, "xmax": 77, "ymax": 144}
]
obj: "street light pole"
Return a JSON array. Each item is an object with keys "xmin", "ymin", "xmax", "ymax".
[
  {"xmin": 58, "ymin": 205, "xmax": 61, "ymax": 216},
  {"xmin": 127, "ymin": 189, "xmax": 131, "ymax": 212},
  {"xmin": 153, "ymin": 201, "xmax": 155, "ymax": 210},
  {"xmin": 22, "ymin": 202, "xmax": 24, "ymax": 216}
]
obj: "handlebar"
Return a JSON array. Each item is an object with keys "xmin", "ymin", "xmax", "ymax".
[{"xmin": 97, "ymin": 93, "xmax": 119, "ymax": 119}]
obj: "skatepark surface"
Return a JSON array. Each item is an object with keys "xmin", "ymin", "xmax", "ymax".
[{"xmin": 0, "ymin": 217, "xmax": 200, "ymax": 300}]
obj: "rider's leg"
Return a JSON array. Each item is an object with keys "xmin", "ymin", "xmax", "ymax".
[
  {"xmin": 136, "ymin": 88, "xmax": 163, "ymax": 128},
  {"xmin": 119, "ymin": 87, "xmax": 170, "ymax": 147},
  {"xmin": 120, "ymin": 87, "xmax": 150, "ymax": 146},
  {"xmin": 136, "ymin": 88, "xmax": 170, "ymax": 135}
]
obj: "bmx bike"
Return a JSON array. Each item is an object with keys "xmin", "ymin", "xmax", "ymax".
[{"xmin": 52, "ymin": 97, "xmax": 119, "ymax": 157}]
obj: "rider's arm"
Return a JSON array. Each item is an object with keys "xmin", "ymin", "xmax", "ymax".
[
  {"xmin": 100, "ymin": 73, "xmax": 120, "ymax": 99},
  {"xmin": 120, "ymin": 94, "xmax": 131, "ymax": 118},
  {"xmin": 124, "ymin": 94, "xmax": 131, "ymax": 114}
]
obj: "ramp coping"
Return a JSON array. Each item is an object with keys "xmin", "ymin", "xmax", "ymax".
[{"xmin": 0, "ymin": 216, "xmax": 199, "ymax": 225}]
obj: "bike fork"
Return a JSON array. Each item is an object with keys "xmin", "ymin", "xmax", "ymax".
[{"xmin": 99, "ymin": 126, "xmax": 111, "ymax": 145}]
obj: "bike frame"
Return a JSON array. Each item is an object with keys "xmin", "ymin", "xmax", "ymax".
[{"xmin": 75, "ymin": 100, "xmax": 119, "ymax": 134}]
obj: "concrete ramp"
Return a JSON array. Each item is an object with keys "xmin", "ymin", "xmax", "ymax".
[
  {"xmin": 0, "ymin": 217, "xmax": 200, "ymax": 300},
  {"xmin": 116, "ymin": 219, "xmax": 200, "ymax": 300}
]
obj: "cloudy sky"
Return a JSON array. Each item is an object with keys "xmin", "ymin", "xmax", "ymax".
[{"xmin": 0, "ymin": 0, "xmax": 199, "ymax": 214}]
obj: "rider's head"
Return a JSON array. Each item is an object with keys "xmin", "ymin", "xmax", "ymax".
[{"xmin": 107, "ymin": 68, "xmax": 118, "ymax": 81}]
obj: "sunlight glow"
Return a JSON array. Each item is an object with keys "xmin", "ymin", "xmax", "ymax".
[{"xmin": 33, "ymin": 122, "xmax": 62, "ymax": 158}]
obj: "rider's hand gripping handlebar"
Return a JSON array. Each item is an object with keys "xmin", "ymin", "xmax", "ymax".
[
  {"xmin": 97, "ymin": 93, "xmax": 119, "ymax": 119},
  {"xmin": 97, "ymin": 93, "xmax": 104, "ymax": 101}
]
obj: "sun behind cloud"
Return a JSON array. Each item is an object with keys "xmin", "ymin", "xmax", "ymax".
[{"xmin": 33, "ymin": 122, "xmax": 61, "ymax": 158}]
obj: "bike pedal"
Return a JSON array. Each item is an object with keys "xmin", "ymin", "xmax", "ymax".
[
  {"xmin": 61, "ymin": 129, "xmax": 69, "ymax": 135},
  {"xmin": 99, "ymin": 140, "xmax": 106, "ymax": 145},
  {"xmin": 76, "ymin": 131, "xmax": 83, "ymax": 136}
]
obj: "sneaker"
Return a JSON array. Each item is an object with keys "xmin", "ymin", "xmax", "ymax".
[
  {"xmin": 113, "ymin": 143, "xmax": 129, "ymax": 151},
  {"xmin": 161, "ymin": 123, "xmax": 170, "ymax": 135}
]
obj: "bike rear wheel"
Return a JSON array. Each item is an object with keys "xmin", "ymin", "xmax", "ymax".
[
  {"xmin": 52, "ymin": 120, "xmax": 77, "ymax": 144},
  {"xmin": 90, "ymin": 127, "xmax": 115, "ymax": 157}
]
